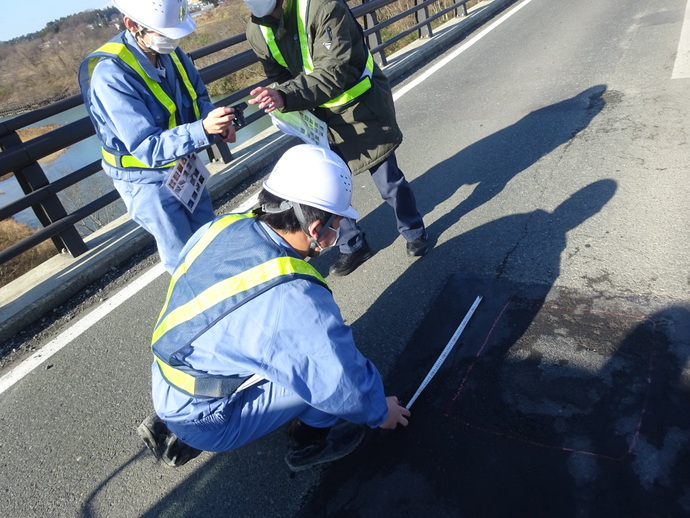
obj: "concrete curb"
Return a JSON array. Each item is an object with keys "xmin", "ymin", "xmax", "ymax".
[{"xmin": 0, "ymin": 0, "xmax": 514, "ymax": 339}]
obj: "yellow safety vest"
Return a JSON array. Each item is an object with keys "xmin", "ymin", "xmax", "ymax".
[
  {"xmin": 259, "ymin": 0, "xmax": 374, "ymax": 108},
  {"xmin": 151, "ymin": 212, "xmax": 331, "ymax": 398},
  {"xmin": 84, "ymin": 43, "xmax": 201, "ymax": 170}
]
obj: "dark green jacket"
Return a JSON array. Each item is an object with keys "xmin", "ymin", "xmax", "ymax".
[{"xmin": 246, "ymin": 0, "xmax": 403, "ymax": 175}]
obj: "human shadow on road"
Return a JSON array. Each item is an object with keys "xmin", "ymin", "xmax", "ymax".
[
  {"xmin": 418, "ymin": 84, "xmax": 608, "ymax": 236},
  {"xmin": 307, "ymin": 86, "xmax": 610, "ymax": 362},
  {"xmin": 309, "ymin": 84, "xmax": 608, "ymax": 266}
]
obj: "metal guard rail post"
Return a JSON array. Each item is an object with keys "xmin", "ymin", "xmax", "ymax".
[{"xmin": 0, "ymin": 0, "xmax": 471, "ymax": 267}]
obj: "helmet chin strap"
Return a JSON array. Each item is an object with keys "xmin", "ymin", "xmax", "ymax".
[
  {"xmin": 261, "ymin": 201, "xmax": 335, "ymax": 255},
  {"xmin": 292, "ymin": 203, "xmax": 336, "ymax": 255}
]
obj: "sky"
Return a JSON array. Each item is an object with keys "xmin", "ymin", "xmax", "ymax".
[{"xmin": 3, "ymin": 0, "xmax": 113, "ymax": 42}]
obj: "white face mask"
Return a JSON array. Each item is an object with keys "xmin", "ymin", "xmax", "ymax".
[
  {"xmin": 245, "ymin": 0, "xmax": 277, "ymax": 17},
  {"xmin": 327, "ymin": 225, "xmax": 341, "ymax": 247},
  {"xmin": 305, "ymin": 222, "xmax": 339, "ymax": 257},
  {"xmin": 314, "ymin": 225, "xmax": 340, "ymax": 252},
  {"xmin": 143, "ymin": 33, "xmax": 181, "ymax": 54}
]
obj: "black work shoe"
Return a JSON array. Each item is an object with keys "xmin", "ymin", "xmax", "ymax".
[
  {"xmin": 329, "ymin": 240, "xmax": 374, "ymax": 276},
  {"xmin": 160, "ymin": 433, "xmax": 202, "ymax": 468},
  {"xmin": 137, "ymin": 413, "xmax": 202, "ymax": 468},
  {"xmin": 285, "ymin": 419, "xmax": 331, "ymax": 446},
  {"xmin": 406, "ymin": 232, "xmax": 429, "ymax": 257},
  {"xmin": 137, "ymin": 413, "xmax": 168, "ymax": 461},
  {"xmin": 285, "ymin": 421, "xmax": 366, "ymax": 472}
]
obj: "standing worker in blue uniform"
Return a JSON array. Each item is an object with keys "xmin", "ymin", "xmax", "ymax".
[
  {"xmin": 79, "ymin": 0, "xmax": 238, "ymax": 273},
  {"xmin": 244, "ymin": 0, "xmax": 430, "ymax": 276},
  {"xmin": 137, "ymin": 145, "xmax": 411, "ymax": 470}
]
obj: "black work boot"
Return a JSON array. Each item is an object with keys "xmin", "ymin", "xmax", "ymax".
[
  {"xmin": 285, "ymin": 419, "xmax": 331, "ymax": 445},
  {"xmin": 329, "ymin": 238, "xmax": 374, "ymax": 276},
  {"xmin": 285, "ymin": 420, "xmax": 366, "ymax": 472},
  {"xmin": 160, "ymin": 433, "xmax": 203, "ymax": 467},
  {"xmin": 137, "ymin": 413, "xmax": 202, "ymax": 468},
  {"xmin": 406, "ymin": 231, "xmax": 429, "ymax": 257}
]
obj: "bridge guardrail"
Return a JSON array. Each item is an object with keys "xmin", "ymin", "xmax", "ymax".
[{"xmin": 0, "ymin": 0, "xmax": 474, "ymax": 267}]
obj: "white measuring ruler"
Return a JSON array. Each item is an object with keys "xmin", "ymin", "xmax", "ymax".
[{"xmin": 406, "ymin": 295, "xmax": 483, "ymax": 409}]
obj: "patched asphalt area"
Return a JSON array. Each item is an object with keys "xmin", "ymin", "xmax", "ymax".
[{"xmin": 297, "ymin": 275, "xmax": 690, "ymax": 518}]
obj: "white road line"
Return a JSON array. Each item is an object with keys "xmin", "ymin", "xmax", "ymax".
[
  {"xmin": 0, "ymin": 0, "xmax": 532, "ymax": 394},
  {"xmin": 672, "ymin": 0, "xmax": 690, "ymax": 79},
  {"xmin": 0, "ymin": 193, "xmax": 261, "ymax": 396},
  {"xmin": 0, "ymin": 263, "xmax": 165, "ymax": 395},
  {"xmin": 394, "ymin": 0, "xmax": 535, "ymax": 101}
]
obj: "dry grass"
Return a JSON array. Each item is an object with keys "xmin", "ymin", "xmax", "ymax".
[
  {"xmin": 16, "ymin": 125, "xmax": 60, "ymax": 140},
  {"xmin": 183, "ymin": 0, "xmax": 267, "ymax": 97},
  {"xmin": 0, "ymin": 219, "xmax": 58, "ymax": 289},
  {"xmin": 378, "ymin": 0, "xmax": 482, "ymax": 55}
]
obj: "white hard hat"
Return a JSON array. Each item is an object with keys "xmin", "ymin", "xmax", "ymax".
[
  {"xmin": 114, "ymin": 0, "xmax": 196, "ymax": 39},
  {"xmin": 264, "ymin": 145, "xmax": 359, "ymax": 220},
  {"xmin": 244, "ymin": 0, "xmax": 278, "ymax": 18}
]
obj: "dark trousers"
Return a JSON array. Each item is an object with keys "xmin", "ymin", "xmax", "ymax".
[{"xmin": 337, "ymin": 152, "xmax": 425, "ymax": 254}]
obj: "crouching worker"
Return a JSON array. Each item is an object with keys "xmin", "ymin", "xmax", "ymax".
[{"xmin": 137, "ymin": 144, "xmax": 410, "ymax": 470}]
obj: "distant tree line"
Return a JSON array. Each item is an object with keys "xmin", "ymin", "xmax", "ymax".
[{"xmin": 0, "ymin": 8, "xmax": 122, "ymax": 115}]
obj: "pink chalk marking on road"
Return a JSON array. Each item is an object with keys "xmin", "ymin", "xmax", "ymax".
[{"xmin": 442, "ymin": 301, "xmax": 658, "ymax": 461}]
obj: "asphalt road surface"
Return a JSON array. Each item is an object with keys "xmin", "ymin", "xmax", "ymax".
[{"xmin": 1, "ymin": 0, "xmax": 689, "ymax": 516}]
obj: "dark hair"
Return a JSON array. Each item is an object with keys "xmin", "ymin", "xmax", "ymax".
[{"xmin": 256, "ymin": 189, "xmax": 333, "ymax": 233}]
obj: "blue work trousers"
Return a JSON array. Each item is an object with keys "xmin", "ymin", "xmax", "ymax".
[
  {"xmin": 165, "ymin": 380, "xmax": 340, "ymax": 453},
  {"xmin": 113, "ymin": 178, "xmax": 215, "ymax": 273},
  {"xmin": 336, "ymin": 152, "xmax": 425, "ymax": 254}
]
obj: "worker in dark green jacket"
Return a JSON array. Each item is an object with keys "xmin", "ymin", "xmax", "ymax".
[{"xmin": 244, "ymin": 0, "xmax": 429, "ymax": 276}]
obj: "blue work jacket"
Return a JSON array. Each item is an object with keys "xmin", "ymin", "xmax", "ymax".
[
  {"xmin": 79, "ymin": 31, "xmax": 215, "ymax": 183},
  {"xmin": 151, "ymin": 218, "xmax": 389, "ymax": 430}
]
